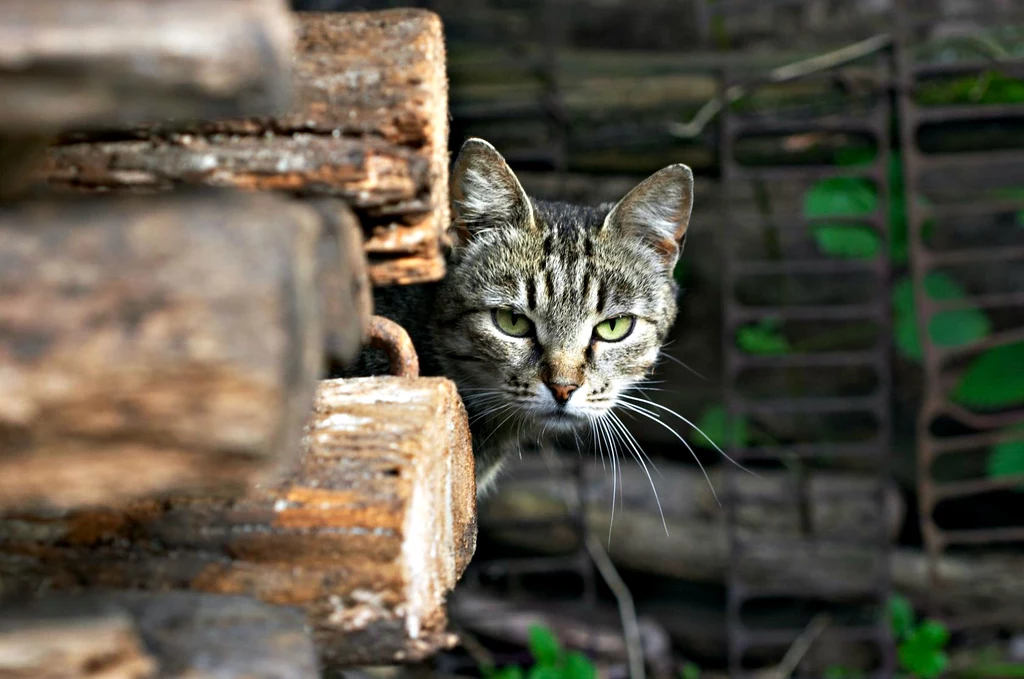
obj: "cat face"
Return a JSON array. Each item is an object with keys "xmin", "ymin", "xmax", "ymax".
[{"xmin": 435, "ymin": 139, "xmax": 693, "ymax": 435}]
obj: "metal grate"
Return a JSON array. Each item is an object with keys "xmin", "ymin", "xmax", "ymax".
[
  {"xmin": 719, "ymin": 51, "xmax": 897, "ymax": 677},
  {"xmin": 894, "ymin": 0, "xmax": 1024, "ymax": 644}
]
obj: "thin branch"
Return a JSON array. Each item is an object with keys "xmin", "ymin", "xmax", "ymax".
[
  {"xmin": 769, "ymin": 613, "xmax": 832, "ymax": 679},
  {"xmin": 584, "ymin": 532, "xmax": 645, "ymax": 679},
  {"xmin": 668, "ymin": 34, "xmax": 893, "ymax": 139}
]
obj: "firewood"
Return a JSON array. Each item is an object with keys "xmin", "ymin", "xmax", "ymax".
[
  {"xmin": 0, "ymin": 191, "xmax": 370, "ymax": 511},
  {"xmin": 480, "ymin": 458, "xmax": 1024, "ymax": 617},
  {"xmin": 0, "ymin": 592, "xmax": 318, "ymax": 679},
  {"xmin": 0, "ymin": 377, "xmax": 477, "ymax": 668},
  {"xmin": 40, "ymin": 10, "xmax": 450, "ymax": 288},
  {"xmin": 0, "ymin": 0, "xmax": 294, "ymax": 133}
]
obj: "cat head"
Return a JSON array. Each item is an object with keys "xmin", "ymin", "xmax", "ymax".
[{"xmin": 435, "ymin": 138, "xmax": 693, "ymax": 433}]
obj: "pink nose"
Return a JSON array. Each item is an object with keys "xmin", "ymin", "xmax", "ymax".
[{"xmin": 546, "ymin": 382, "xmax": 579, "ymax": 405}]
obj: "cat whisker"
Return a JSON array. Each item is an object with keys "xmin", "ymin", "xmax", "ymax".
[
  {"xmin": 618, "ymin": 394, "xmax": 759, "ymax": 479},
  {"xmin": 656, "ymin": 348, "xmax": 707, "ymax": 381},
  {"xmin": 614, "ymin": 400, "xmax": 721, "ymax": 507},
  {"xmin": 606, "ymin": 412, "xmax": 668, "ymax": 537}
]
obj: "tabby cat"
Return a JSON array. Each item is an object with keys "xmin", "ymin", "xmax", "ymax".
[{"xmin": 354, "ymin": 138, "xmax": 694, "ymax": 497}]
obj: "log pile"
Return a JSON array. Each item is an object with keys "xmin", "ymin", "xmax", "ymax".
[
  {"xmin": 0, "ymin": 1, "xmax": 474, "ymax": 674},
  {"xmin": 38, "ymin": 10, "xmax": 450, "ymax": 287}
]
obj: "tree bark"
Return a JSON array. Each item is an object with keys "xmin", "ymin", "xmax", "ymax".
[
  {"xmin": 0, "ymin": 0, "xmax": 294, "ymax": 133},
  {"xmin": 0, "ymin": 592, "xmax": 318, "ymax": 679},
  {"xmin": 481, "ymin": 459, "xmax": 1024, "ymax": 616},
  {"xmin": 0, "ymin": 377, "xmax": 477, "ymax": 669},
  {"xmin": 40, "ymin": 9, "xmax": 450, "ymax": 288},
  {"xmin": 0, "ymin": 191, "xmax": 367, "ymax": 512}
]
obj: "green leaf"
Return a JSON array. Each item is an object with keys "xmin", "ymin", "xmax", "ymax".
[
  {"xmin": 564, "ymin": 652, "xmax": 597, "ymax": 679},
  {"xmin": 987, "ymin": 426, "xmax": 1024, "ymax": 490},
  {"xmin": 811, "ymin": 224, "xmax": 881, "ymax": 259},
  {"xmin": 526, "ymin": 666, "xmax": 562, "ymax": 679},
  {"xmin": 835, "ymin": 146, "xmax": 877, "ymax": 167},
  {"xmin": 898, "ymin": 620, "xmax": 951, "ymax": 679},
  {"xmin": 736, "ymin": 318, "xmax": 791, "ymax": 355},
  {"xmin": 679, "ymin": 662, "xmax": 701, "ymax": 679},
  {"xmin": 888, "ymin": 595, "xmax": 915, "ymax": 640},
  {"xmin": 824, "ymin": 666, "xmax": 864, "ymax": 679},
  {"xmin": 527, "ymin": 625, "xmax": 561, "ymax": 667},
  {"xmin": 689, "ymin": 405, "xmax": 748, "ymax": 449},
  {"xmin": 916, "ymin": 620, "xmax": 951, "ymax": 648},
  {"xmin": 889, "ymin": 155, "xmax": 909, "ymax": 264},
  {"xmin": 892, "ymin": 274, "xmax": 991, "ymax": 361},
  {"xmin": 952, "ymin": 341, "xmax": 1024, "ymax": 410},
  {"xmin": 804, "ymin": 177, "xmax": 879, "ymax": 218}
]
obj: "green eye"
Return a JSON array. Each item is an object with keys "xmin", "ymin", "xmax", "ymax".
[
  {"xmin": 492, "ymin": 308, "xmax": 533, "ymax": 337},
  {"xmin": 594, "ymin": 316, "xmax": 635, "ymax": 342}
]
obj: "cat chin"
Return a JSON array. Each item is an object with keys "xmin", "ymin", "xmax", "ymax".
[{"xmin": 529, "ymin": 409, "xmax": 592, "ymax": 433}]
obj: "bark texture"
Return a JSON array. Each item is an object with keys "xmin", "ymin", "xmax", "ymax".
[
  {"xmin": 0, "ymin": 377, "xmax": 477, "ymax": 668},
  {"xmin": 0, "ymin": 191, "xmax": 339, "ymax": 511},
  {"xmin": 0, "ymin": 0, "xmax": 294, "ymax": 132},
  {"xmin": 40, "ymin": 9, "xmax": 450, "ymax": 287},
  {"xmin": 0, "ymin": 592, "xmax": 318, "ymax": 679}
]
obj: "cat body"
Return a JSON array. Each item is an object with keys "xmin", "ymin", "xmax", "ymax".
[{"xmin": 348, "ymin": 139, "xmax": 694, "ymax": 496}]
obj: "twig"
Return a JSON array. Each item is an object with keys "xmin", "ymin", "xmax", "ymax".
[
  {"xmin": 668, "ymin": 34, "xmax": 893, "ymax": 139},
  {"xmin": 584, "ymin": 532, "xmax": 645, "ymax": 679},
  {"xmin": 768, "ymin": 613, "xmax": 832, "ymax": 679}
]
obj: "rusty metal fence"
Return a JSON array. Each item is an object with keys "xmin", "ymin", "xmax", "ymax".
[
  {"xmin": 895, "ymin": 0, "xmax": 1024, "ymax": 649},
  {"xmin": 719, "ymin": 53, "xmax": 897, "ymax": 678}
]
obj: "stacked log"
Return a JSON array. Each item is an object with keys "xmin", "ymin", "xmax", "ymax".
[
  {"xmin": 0, "ymin": 1, "xmax": 474, "ymax": 673},
  {"xmin": 0, "ymin": 592, "xmax": 319, "ymax": 679},
  {"xmin": 0, "ymin": 377, "xmax": 476, "ymax": 666},
  {"xmin": 39, "ymin": 10, "xmax": 450, "ymax": 287}
]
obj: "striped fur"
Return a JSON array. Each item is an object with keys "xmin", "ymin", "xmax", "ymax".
[{"xmin": 435, "ymin": 139, "xmax": 694, "ymax": 495}]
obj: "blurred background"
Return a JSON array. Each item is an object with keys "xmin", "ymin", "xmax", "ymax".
[{"xmin": 290, "ymin": 1, "xmax": 1024, "ymax": 678}]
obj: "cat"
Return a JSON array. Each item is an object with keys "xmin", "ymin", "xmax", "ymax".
[{"xmin": 348, "ymin": 138, "xmax": 694, "ymax": 497}]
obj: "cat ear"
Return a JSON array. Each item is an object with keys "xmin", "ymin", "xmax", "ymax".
[
  {"xmin": 449, "ymin": 138, "xmax": 534, "ymax": 247},
  {"xmin": 602, "ymin": 164, "xmax": 694, "ymax": 266}
]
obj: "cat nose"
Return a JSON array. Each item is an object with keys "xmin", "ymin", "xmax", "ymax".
[{"xmin": 546, "ymin": 382, "xmax": 579, "ymax": 405}]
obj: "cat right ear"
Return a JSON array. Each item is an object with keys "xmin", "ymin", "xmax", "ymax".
[{"xmin": 449, "ymin": 138, "xmax": 534, "ymax": 247}]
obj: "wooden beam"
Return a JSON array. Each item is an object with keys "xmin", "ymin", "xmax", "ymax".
[
  {"xmin": 0, "ymin": 191, "xmax": 369, "ymax": 512},
  {"xmin": 0, "ymin": 0, "xmax": 294, "ymax": 132},
  {"xmin": 0, "ymin": 592, "xmax": 318, "ymax": 679},
  {"xmin": 40, "ymin": 9, "xmax": 450, "ymax": 287},
  {"xmin": 0, "ymin": 377, "xmax": 477, "ymax": 668},
  {"xmin": 481, "ymin": 459, "xmax": 1024, "ymax": 617}
]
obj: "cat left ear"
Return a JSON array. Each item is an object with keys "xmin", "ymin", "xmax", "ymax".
[
  {"xmin": 449, "ymin": 138, "xmax": 534, "ymax": 248},
  {"xmin": 602, "ymin": 164, "xmax": 694, "ymax": 267}
]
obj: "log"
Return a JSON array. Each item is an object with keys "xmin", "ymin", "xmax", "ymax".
[
  {"xmin": 0, "ymin": 0, "xmax": 294, "ymax": 132},
  {"xmin": 486, "ymin": 459, "xmax": 905, "ymax": 544},
  {"xmin": 41, "ymin": 9, "xmax": 450, "ymax": 287},
  {"xmin": 480, "ymin": 459, "xmax": 1024, "ymax": 617},
  {"xmin": 0, "ymin": 592, "xmax": 318, "ymax": 679},
  {"xmin": 0, "ymin": 377, "xmax": 477, "ymax": 668},
  {"xmin": 0, "ymin": 191, "xmax": 360, "ymax": 512}
]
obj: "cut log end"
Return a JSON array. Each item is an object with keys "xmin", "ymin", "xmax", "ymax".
[
  {"xmin": 0, "ymin": 377, "xmax": 477, "ymax": 668},
  {"xmin": 0, "ymin": 0, "xmax": 296, "ymax": 133},
  {"xmin": 38, "ymin": 9, "xmax": 450, "ymax": 287},
  {"xmin": 0, "ymin": 191, "xmax": 358, "ymax": 512},
  {"xmin": 0, "ymin": 592, "xmax": 319, "ymax": 679}
]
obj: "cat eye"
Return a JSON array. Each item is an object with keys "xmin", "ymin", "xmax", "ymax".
[
  {"xmin": 594, "ymin": 316, "xmax": 635, "ymax": 342},
  {"xmin": 492, "ymin": 308, "xmax": 533, "ymax": 337}
]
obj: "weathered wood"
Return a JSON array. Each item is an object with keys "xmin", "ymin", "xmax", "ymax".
[
  {"xmin": 481, "ymin": 459, "xmax": 1024, "ymax": 616},
  {"xmin": 485, "ymin": 459, "xmax": 905, "ymax": 544},
  {"xmin": 0, "ymin": 0, "xmax": 294, "ymax": 133},
  {"xmin": 0, "ymin": 191, "xmax": 339, "ymax": 512},
  {"xmin": 41, "ymin": 9, "xmax": 450, "ymax": 287},
  {"xmin": 0, "ymin": 592, "xmax": 318, "ymax": 679},
  {"xmin": 311, "ymin": 199, "xmax": 373, "ymax": 368},
  {"xmin": 0, "ymin": 377, "xmax": 477, "ymax": 668}
]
